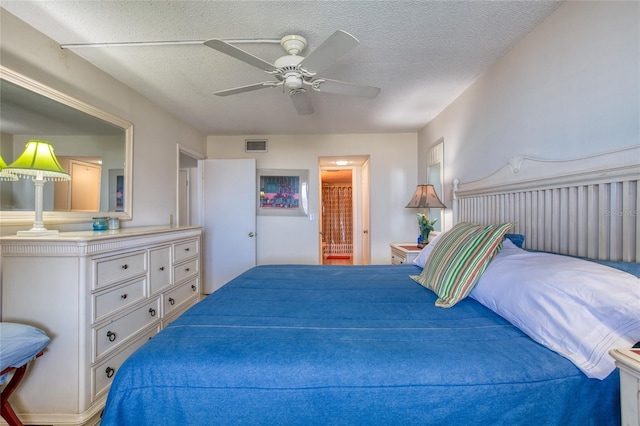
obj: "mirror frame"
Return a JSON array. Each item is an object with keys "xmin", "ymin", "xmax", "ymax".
[
  {"xmin": 426, "ymin": 140, "xmax": 444, "ymax": 232},
  {"xmin": 0, "ymin": 65, "xmax": 133, "ymax": 226}
]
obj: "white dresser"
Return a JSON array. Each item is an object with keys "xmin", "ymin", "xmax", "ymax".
[{"xmin": 1, "ymin": 226, "xmax": 202, "ymax": 425}]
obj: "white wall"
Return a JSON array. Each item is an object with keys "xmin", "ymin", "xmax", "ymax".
[
  {"xmin": 0, "ymin": 10, "xmax": 207, "ymax": 234},
  {"xmin": 207, "ymin": 134, "xmax": 418, "ymax": 264},
  {"xmin": 418, "ymin": 0, "xmax": 639, "ymax": 230}
]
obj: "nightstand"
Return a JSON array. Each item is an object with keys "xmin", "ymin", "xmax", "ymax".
[
  {"xmin": 390, "ymin": 243, "xmax": 423, "ymax": 265},
  {"xmin": 609, "ymin": 348, "xmax": 640, "ymax": 426}
]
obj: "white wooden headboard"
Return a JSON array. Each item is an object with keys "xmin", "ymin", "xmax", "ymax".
[{"xmin": 453, "ymin": 147, "xmax": 639, "ymax": 262}]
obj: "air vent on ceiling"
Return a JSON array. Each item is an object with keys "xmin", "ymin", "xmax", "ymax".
[{"xmin": 245, "ymin": 139, "xmax": 268, "ymax": 153}]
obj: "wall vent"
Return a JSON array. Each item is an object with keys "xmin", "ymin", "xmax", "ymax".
[{"xmin": 245, "ymin": 139, "xmax": 268, "ymax": 152}]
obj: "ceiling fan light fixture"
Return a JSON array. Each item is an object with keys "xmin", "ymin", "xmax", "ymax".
[{"xmin": 285, "ymin": 74, "xmax": 303, "ymax": 90}]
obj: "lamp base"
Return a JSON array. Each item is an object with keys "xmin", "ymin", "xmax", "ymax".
[{"xmin": 17, "ymin": 228, "xmax": 59, "ymax": 237}]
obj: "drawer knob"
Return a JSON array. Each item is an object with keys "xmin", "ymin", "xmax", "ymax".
[
  {"xmin": 105, "ymin": 366, "xmax": 115, "ymax": 378},
  {"xmin": 121, "ymin": 293, "xmax": 128, "ymax": 299},
  {"xmin": 159, "ymin": 266, "xmax": 165, "ymax": 271},
  {"xmin": 185, "ymin": 268, "xmax": 190, "ymax": 272},
  {"xmin": 107, "ymin": 330, "xmax": 117, "ymax": 342},
  {"xmin": 169, "ymin": 297, "xmax": 175, "ymax": 306},
  {"xmin": 191, "ymin": 284, "xmax": 196, "ymax": 292},
  {"xmin": 121, "ymin": 264, "xmax": 129, "ymax": 270},
  {"xmin": 185, "ymin": 248, "xmax": 190, "ymax": 252},
  {"xmin": 149, "ymin": 307, "xmax": 156, "ymax": 317}
]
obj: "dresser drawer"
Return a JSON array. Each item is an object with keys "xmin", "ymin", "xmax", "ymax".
[
  {"xmin": 92, "ymin": 326, "xmax": 159, "ymax": 401},
  {"xmin": 149, "ymin": 245, "xmax": 172, "ymax": 295},
  {"xmin": 94, "ymin": 298, "xmax": 160, "ymax": 360},
  {"xmin": 174, "ymin": 239, "xmax": 198, "ymax": 263},
  {"xmin": 164, "ymin": 278, "xmax": 198, "ymax": 317},
  {"xmin": 173, "ymin": 258, "xmax": 198, "ymax": 284},
  {"xmin": 93, "ymin": 277, "xmax": 146, "ymax": 323},
  {"xmin": 163, "ymin": 298, "xmax": 196, "ymax": 328},
  {"xmin": 390, "ymin": 244, "xmax": 421, "ymax": 265},
  {"xmin": 95, "ymin": 251, "xmax": 147, "ymax": 288}
]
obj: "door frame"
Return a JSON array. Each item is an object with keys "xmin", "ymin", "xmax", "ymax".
[
  {"xmin": 178, "ymin": 168, "xmax": 189, "ymax": 226},
  {"xmin": 318, "ymin": 155, "xmax": 370, "ymax": 265}
]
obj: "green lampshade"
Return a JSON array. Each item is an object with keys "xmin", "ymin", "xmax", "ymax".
[
  {"xmin": 0, "ymin": 154, "xmax": 18, "ymax": 181},
  {"xmin": 6, "ymin": 140, "xmax": 70, "ymax": 181}
]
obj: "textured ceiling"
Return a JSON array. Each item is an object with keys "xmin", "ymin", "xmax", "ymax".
[{"xmin": 1, "ymin": 1, "xmax": 563, "ymax": 135}]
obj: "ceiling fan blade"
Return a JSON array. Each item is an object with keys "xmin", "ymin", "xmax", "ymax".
[
  {"xmin": 290, "ymin": 90, "xmax": 314, "ymax": 115},
  {"xmin": 204, "ymin": 39, "xmax": 277, "ymax": 72},
  {"xmin": 299, "ymin": 30, "xmax": 359, "ymax": 73},
  {"xmin": 312, "ymin": 79, "xmax": 380, "ymax": 99},
  {"xmin": 214, "ymin": 82, "xmax": 279, "ymax": 96}
]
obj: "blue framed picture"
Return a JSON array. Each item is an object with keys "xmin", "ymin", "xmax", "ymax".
[{"xmin": 257, "ymin": 169, "xmax": 308, "ymax": 216}]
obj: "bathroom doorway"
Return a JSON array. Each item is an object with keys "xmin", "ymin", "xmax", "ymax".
[
  {"xmin": 321, "ymin": 169, "xmax": 353, "ymax": 265},
  {"xmin": 318, "ymin": 155, "xmax": 370, "ymax": 265}
]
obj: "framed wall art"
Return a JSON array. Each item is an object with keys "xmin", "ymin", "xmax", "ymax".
[{"xmin": 257, "ymin": 169, "xmax": 309, "ymax": 216}]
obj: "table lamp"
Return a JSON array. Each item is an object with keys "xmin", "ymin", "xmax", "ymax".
[
  {"xmin": 405, "ymin": 184, "xmax": 446, "ymax": 247},
  {"xmin": 5, "ymin": 140, "xmax": 70, "ymax": 236}
]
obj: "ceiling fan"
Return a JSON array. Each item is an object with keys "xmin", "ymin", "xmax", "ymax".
[{"xmin": 204, "ymin": 30, "xmax": 381, "ymax": 115}]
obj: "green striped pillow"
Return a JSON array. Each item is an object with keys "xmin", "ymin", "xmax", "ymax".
[{"xmin": 411, "ymin": 222, "xmax": 513, "ymax": 308}]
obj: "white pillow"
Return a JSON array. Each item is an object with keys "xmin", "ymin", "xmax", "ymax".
[
  {"xmin": 412, "ymin": 231, "xmax": 444, "ymax": 268},
  {"xmin": 470, "ymin": 239, "xmax": 640, "ymax": 379}
]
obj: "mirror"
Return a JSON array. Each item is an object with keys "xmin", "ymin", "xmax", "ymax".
[
  {"xmin": 426, "ymin": 141, "xmax": 444, "ymax": 232},
  {"xmin": 0, "ymin": 66, "xmax": 133, "ymax": 226}
]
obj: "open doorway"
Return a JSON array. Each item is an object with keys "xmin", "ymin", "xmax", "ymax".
[
  {"xmin": 321, "ymin": 169, "xmax": 353, "ymax": 265},
  {"xmin": 176, "ymin": 144, "xmax": 204, "ymax": 227},
  {"xmin": 318, "ymin": 155, "xmax": 370, "ymax": 265}
]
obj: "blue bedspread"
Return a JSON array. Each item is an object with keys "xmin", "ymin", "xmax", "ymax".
[{"xmin": 102, "ymin": 265, "xmax": 619, "ymax": 425}]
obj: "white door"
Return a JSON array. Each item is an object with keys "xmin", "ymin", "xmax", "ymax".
[{"xmin": 203, "ymin": 159, "xmax": 256, "ymax": 293}]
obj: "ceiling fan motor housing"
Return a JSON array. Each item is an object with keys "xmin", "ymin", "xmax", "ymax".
[{"xmin": 274, "ymin": 55, "xmax": 307, "ymax": 89}]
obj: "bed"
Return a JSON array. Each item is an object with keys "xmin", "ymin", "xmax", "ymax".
[{"xmin": 102, "ymin": 148, "xmax": 639, "ymax": 425}]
